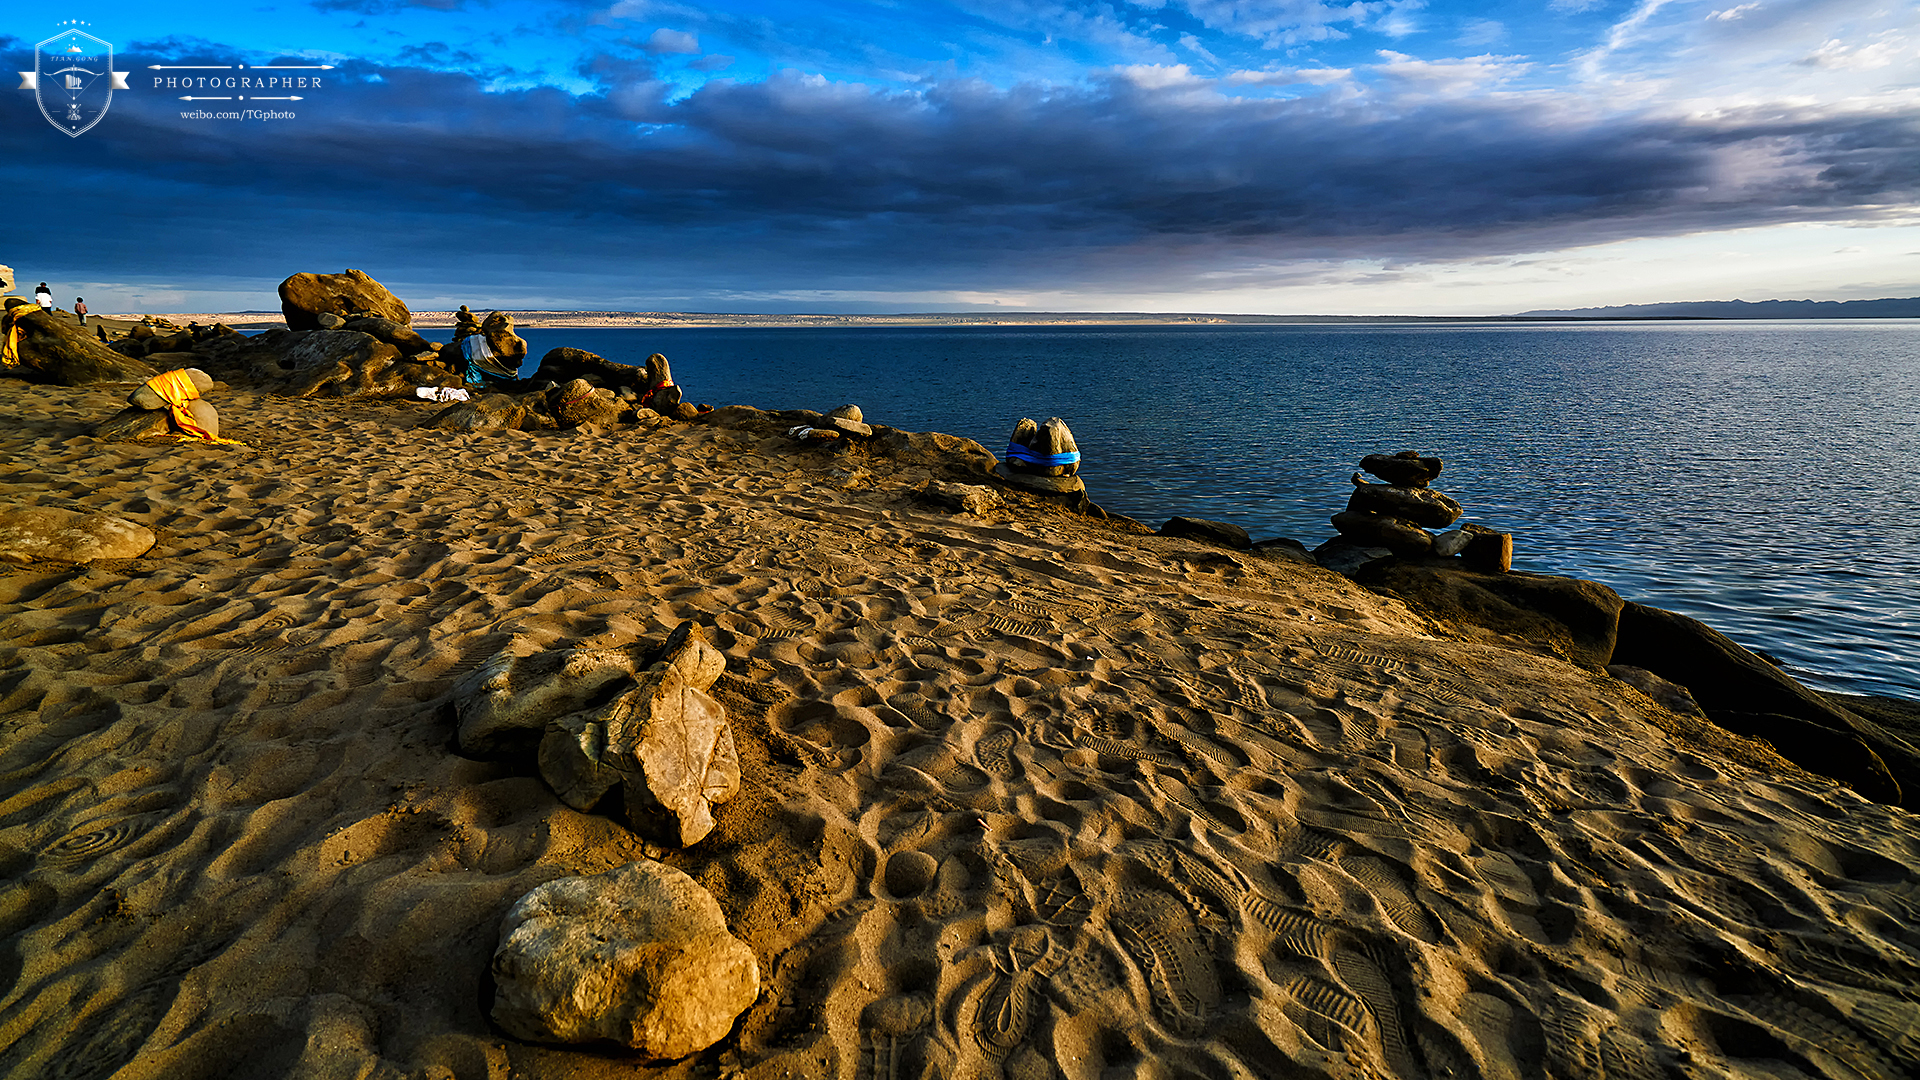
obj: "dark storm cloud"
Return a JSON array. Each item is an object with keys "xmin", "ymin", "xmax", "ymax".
[{"xmin": 8, "ymin": 36, "xmax": 1919, "ymax": 302}]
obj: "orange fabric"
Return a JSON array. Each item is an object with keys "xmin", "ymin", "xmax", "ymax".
[
  {"xmin": 145, "ymin": 369, "xmax": 243, "ymax": 445},
  {"xmin": 0, "ymin": 305, "xmax": 31, "ymax": 367}
]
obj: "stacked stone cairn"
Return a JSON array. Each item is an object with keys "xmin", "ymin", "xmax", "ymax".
[
  {"xmin": 786, "ymin": 403, "xmax": 872, "ymax": 443},
  {"xmin": 1333, "ymin": 450, "xmax": 1513, "ymax": 572},
  {"xmin": 993, "ymin": 416, "xmax": 1083, "ymax": 494},
  {"xmin": 93, "ymin": 367, "xmax": 223, "ymax": 441}
]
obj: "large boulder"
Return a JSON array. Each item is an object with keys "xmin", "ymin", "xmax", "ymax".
[
  {"xmin": 343, "ymin": 316, "xmax": 436, "ymax": 356},
  {"xmin": 1360, "ymin": 451, "xmax": 1443, "ymax": 488},
  {"xmin": 1611, "ymin": 602, "xmax": 1914, "ymax": 807},
  {"xmin": 0, "ymin": 505, "xmax": 157, "ymax": 564},
  {"xmin": 278, "ymin": 269, "xmax": 412, "ymax": 332},
  {"xmin": 1, "ymin": 300, "xmax": 158, "ymax": 385},
  {"xmin": 421, "ymin": 391, "xmax": 556, "ymax": 432},
  {"xmin": 1330, "ymin": 509, "xmax": 1433, "ymax": 556},
  {"xmin": 491, "ymin": 860, "xmax": 760, "ymax": 1057},
  {"xmin": 1354, "ymin": 560, "xmax": 1625, "ymax": 671},
  {"xmin": 529, "ymin": 348, "xmax": 650, "ymax": 395}
]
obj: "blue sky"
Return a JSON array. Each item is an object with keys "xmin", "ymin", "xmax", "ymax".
[{"xmin": 7, "ymin": 0, "xmax": 1920, "ymax": 313}]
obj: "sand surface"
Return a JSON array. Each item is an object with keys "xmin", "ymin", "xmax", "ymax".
[{"xmin": 1, "ymin": 378, "xmax": 1917, "ymax": 1080}]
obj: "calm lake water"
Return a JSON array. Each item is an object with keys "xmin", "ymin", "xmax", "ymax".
[{"xmin": 518, "ymin": 322, "xmax": 1920, "ymax": 699}]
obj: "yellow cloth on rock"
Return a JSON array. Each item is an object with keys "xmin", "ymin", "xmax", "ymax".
[{"xmin": 145, "ymin": 369, "xmax": 243, "ymax": 445}]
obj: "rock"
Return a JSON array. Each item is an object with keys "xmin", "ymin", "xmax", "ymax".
[
  {"xmin": 607, "ymin": 666, "xmax": 741, "ymax": 847},
  {"xmin": 491, "ymin": 860, "xmax": 760, "ymax": 1057},
  {"xmin": 1158, "ymin": 516, "xmax": 1252, "ymax": 549},
  {"xmin": 826, "ymin": 415, "xmax": 873, "ymax": 438},
  {"xmin": 1004, "ymin": 416, "xmax": 1080, "ymax": 476},
  {"xmin": 1461, "ymin": 527, "xmax": 1513, "ymax": 573},
  {"xmin": 1330, "ymin": 509, "xmax": 1433, "ymax": 556},
  {"xmin": 315, "ymin": 312, "xmax": 346, "ymax": 330},
  {"xmin": 343, "ymin": 316, "xmax": 435, "ymax": 355},
  {"xmin": 642, "ymin": 354, "xmax": 681, "ymax": 413},
  {"xmin": 1312, "ymin": 537, "xmax": 1394, "ymax": 575},
  {"xmin": 0, "ymin": 505, "xmax": 157, "ymax": 564},
  {"xmin": 128, "ymin": 367, "xmax": 215, "ymax": 410},
  {"xmin": 422, "ymin": 392, "xmax": 547, "ymax": 433},
  {"xmin": 529, "ymin": 348, "xmax": 649, "ymax": 396},
  {"xmin": 1432, "ymin": 528, "xmax": 1471, "ymax": 557},
  {"xmin": 480, "ymin": 311, "xmax": 528, "ymax": 371},
  {"xmin": 788, "ymin": 425, "xmax": 841, "ymax": 442},
  {"xmin": 646, "ymin": 621, "xmax": 726, "ymax": 691},
  {"xmin": 539, "ymin": 709, "xmax": 629, "ymax": 812},
  {"xmin": 915, "ymin": 482, "xmax": 1001, "ymax": 516},
  {"xmin": 1347, "ymin": 481, "xmax": 1463, "ymax": 529},
  {"xmin": 1607, "ymin": 665, "xmax": 1707, "ymax": 717},
  {"xmin": 278, "ymin": 269, "xmax": 412, "ymax": 332},
  {"xmin": 0, "ymin": 264, "xmax": 12, "ymax": 294},
  {"xmin": 1354, "ymin": 560, "xmax": 1625, "ymax": 671},
  {"xmin": 1611, "ymin": 602, "xmax": 1915, "ymax": 807},
  {"xmin": 184, "ymin": 399, "xmax": 221, "ymax": 439},
  {"xmin": 1250, "ymin": 536, "xmax": 1315, "ymax": 563},
  {"xmin": 1360, "ymin": 451, "xmax": 1442, "ymax": 488},
  {"xmin": 92, "ymin": 407, "xmax": 176, "ymax": 441},
  {"xmin": 0, "ymin": 300, "xmax": 158, "ymax": 385},
  {"xmin": 453, "ymin": 646, "xmax": 642, "ymax": 756},
  {"xmin": 553, "ymin": 379, "xmax": 625, "ymax": 428},
  {"xmin": 991, "ymin": 463, "xmax": 1085, "ymax": 493},
  {"xmin": 828, "ymin": 404, "xmax": 862, "ymax": 423}
]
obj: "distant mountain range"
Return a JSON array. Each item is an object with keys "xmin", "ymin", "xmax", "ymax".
[{"xmin": 1513, "ymin": 297, "xmax": 1920, "ymax": 319}]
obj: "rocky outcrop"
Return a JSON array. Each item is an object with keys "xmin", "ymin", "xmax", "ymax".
[
  {"xmin": 440, "ymin": 310, "xmax": 528, "ymax": 379},
  {"xmin": 342, "ymin": 316, "xmax": 435, "ymax": 356},
  {"xmin": 1354, "ymin": 559, "xmax": 1626, "ymax": 671},
  {"xmin": 1611, "ymin": 602, "xmax": 1916, "ymax": 808},
  {"xmin": 528, "ymin": 348, "xmax": 651, "ymax": 396},
  {"xmin": 278, "ymin": 269, "xmax": 412, "ymax": 331},
  {"xmin": 1, "ymin": 300, "xmax": 158, "ymax": 385},
  {"xmin": 491, "ymin": 860, "xmax": 759, "ymax": 1057},
  {"xmin": 0, "ymin": 504, "xmax": 157, "ymax": 564},
  {"xmin": 1158, "ymin": 516, "xmax": 1252, "ymax": 550}
]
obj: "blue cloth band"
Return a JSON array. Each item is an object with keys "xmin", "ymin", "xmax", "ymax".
[{"xmin": 1006, "ymin": 444, "xmax": 1080, "ymax": 466}]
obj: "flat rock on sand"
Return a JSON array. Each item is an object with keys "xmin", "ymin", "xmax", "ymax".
[
  {"xmin": 0, "ymin": 503, "xmax": 156, "ymax": 563},
  {"xmin": 0, "ymin": 379, "xmax": 1914, "ymax": 1080}
]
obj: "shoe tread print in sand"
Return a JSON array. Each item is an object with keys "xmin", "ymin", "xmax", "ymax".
[{"xmin": 1, "ymin": 384, "xmax": 1917, "ymax": 1079}]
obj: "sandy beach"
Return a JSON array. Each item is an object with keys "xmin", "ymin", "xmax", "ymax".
[{"xmin": 1, "ymin": 375, "xmax": 1917, "ymax": 1079}]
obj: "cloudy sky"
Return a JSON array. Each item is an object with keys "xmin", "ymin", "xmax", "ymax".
[{"xmin": 7, "ymin": 0, "xmax": 1920, "ymax": 313}]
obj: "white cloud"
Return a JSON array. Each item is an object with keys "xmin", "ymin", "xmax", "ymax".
[
  {"xmin": 1223, "ymin": 65, "xmax": 1352, "ymax": 86},
  {"xmin": 1707, "ymin": 3, "xmax": 1761, "ymax": 21},
  {"xmin": 1799, "ymin": 36, "xmax": 1907, "ymax": 70},
  {"xmin": 1373, "ymin": 50, "xmax": 1531, "ymax": 94},
  {"xmin": 1457, "ymin": 18, "xmax": 1506, "ymax": 48},
  {"xmin": 644, "ymin": 28, "xmax": 700, "ymax": 55}
]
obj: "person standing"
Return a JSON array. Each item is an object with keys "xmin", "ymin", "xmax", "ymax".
[
  {"xmin": 73, "ymin": 297, "xmax": 88, "ymax": 324},
  {"xmin": 33, "ymin": 283, "xmax": 52, "ymax": 311}
]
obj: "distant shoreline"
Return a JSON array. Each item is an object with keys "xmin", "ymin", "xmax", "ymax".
[{"xmin": 124, "ymin": 309, "xmax": 1748, "ymax": 330}]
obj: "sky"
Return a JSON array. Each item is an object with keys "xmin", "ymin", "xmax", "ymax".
[{"xmin": 6, "ymin": 0, "xmax": 1920, "ymax": 314}]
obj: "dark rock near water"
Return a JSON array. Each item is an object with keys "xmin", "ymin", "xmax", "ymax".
[
  {"xmin": 1611, "ymin": 602, "xmax": 1916, "ymax": 807},
  {"xmin": 1608, "ymin": 665, "xmax": 1708, "ymax": 717},
  {"xmin": 1347, "ymin": 480, "xmax": 1463, "ymax": 529},
  {"xmin": 530, "ymin": 348, "xmax": 648, "ymax": 396},
  {"xmin": 278, "ymin": 269, "xmax": 412, "ymax": 332},
  {"xmin": 1361, "ymin": 451, "xmax": 1442, "ymax": 488},
  {"xmin": 1159, "ymin": 516, "xmax": 1251, "ymax": 549},
  {"xmin": 992, "ymin": 464, "xmax": 1085, "ymax": 494},
  {"xmin": 1330, "ymin": 509, "xmax": 1433, "ymax": 556},
  {"xmin": 1250, "ymin": 536, "xmax": 1315, "ymax": 563},
  {"xmin": 1312, "ymin": 537, "xmax": 1395, "ymax": 575},
  {"xmin": 1356, "ymin": 560, "xmax": 1625, "ymax": 671},
  {"xmin": 1461, "ymin": 527, "xmax": 1513, "ymax": 573},
  {"xmin": 1, "ymin": 301, "xmax": 158, "ymax": 385}
]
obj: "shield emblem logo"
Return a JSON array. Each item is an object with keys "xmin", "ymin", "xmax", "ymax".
[{"xmin": 32, "ymin": 29, "xmax": 122, "ymax": 137}]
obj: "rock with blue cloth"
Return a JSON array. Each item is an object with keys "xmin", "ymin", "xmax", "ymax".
[
  {"xmin": 994, "ymin": 416, "xmax": 1085, "ymax": 493},
  {"xmin": 440, "ymin": 309, "xmax": 529, "ymax": 386}
]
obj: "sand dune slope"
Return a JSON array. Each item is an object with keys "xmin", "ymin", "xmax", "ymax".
[{"xmin": 0, "ymin": 381, "xmax": 1915, "ymax": 1080}]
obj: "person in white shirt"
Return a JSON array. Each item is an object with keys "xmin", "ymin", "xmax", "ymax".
[{"xmin": 33, "ymin": 283, "xmax": 52, "ymax": 311}]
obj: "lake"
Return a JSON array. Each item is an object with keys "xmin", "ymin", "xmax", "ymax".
[{"xmin": 517, "ymin": 321, "xmax": 1920, "ymax": 700}]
